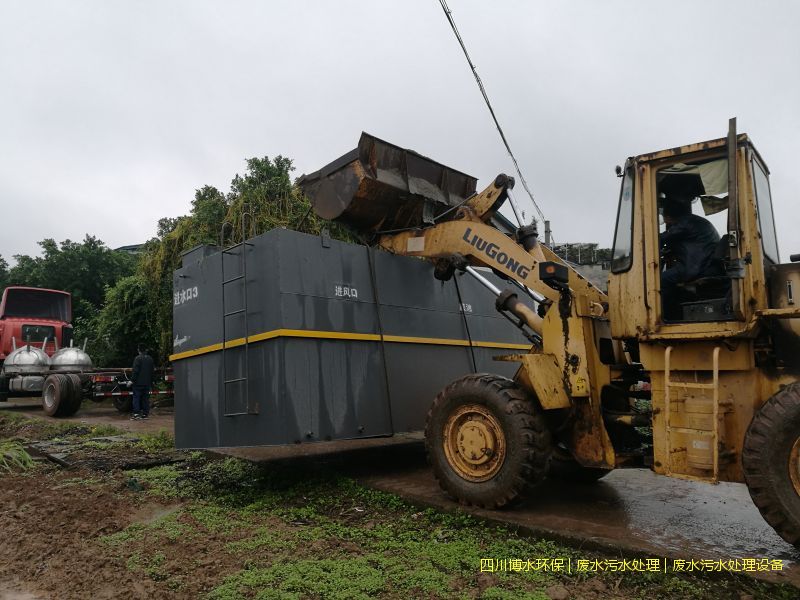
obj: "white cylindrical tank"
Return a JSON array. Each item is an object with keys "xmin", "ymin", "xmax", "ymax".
[
  {"xmin": 2, "ymin": 340, "xmax": 51, "ymax": 376},
  {"xmin": 50, "ymin": 342, "xmax": 93, "ymax": 372}
]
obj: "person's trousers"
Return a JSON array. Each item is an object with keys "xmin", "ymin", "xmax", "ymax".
[{"xmin": 132, "ymin": 386, "xmax": 151, "ymax": 416}]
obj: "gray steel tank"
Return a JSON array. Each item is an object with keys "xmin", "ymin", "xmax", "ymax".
[
  {"xmin": 2, "ymin": 339, "xmax": 51, "ymax": 375},
  {"xmin": 49, "ymin": 341, "xmax": 93, "ymax": 372}
]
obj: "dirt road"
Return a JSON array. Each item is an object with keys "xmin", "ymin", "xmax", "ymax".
[{"xmin": 4, "ymin": 397, "xmax": 799, "ymax": 588}]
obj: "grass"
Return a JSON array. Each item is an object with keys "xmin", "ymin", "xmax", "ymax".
[
  {"xmin": 136, "ymin": 430, "xmax": 174, "ymax": 453},
  {"xmin": 0, "ymin": 411, "xmax": 124, "ymax": 442},
  {"xmin": 120, "ymin": 456, "xmax": 796, "ymax": 600},
  {"xmin": 0, "ymin": 441, "xmax": 35, "ymax": 472},
  {"xmin": 3, "ymin": 411, "xmax": 796, "ymax": 599}
]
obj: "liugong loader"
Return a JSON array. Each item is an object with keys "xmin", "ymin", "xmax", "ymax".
[{"xmin": 299, "ymin": 120, "xmax": 800, "ymax": 546}]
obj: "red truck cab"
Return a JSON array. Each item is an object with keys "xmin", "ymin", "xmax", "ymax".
[{"xmin": 0, "ymin": 287, "xmax": 72, "ymax": 362}]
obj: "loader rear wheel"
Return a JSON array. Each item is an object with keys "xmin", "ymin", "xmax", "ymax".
[
  {"xmin": 42, "ymin": 374, "xmax": 71, "ymax": 417},
  {"xmin": 425, "ymin": 373, "xmax": 552, "ymax": 509},
  {"xmin": 548, "ymin": 444, "xmax": 611, "ymax": 483},
  {"xmin": 742, "ymin": 382, "xmax": 800, "ymax": 547}
]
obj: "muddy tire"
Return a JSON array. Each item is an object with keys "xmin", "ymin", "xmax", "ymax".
[
  {"xmin": 42, "ymin": 374, "xmax": 71, "ymax": 417},
  {"xmin": 0, "ymin": 374, "xmax": 8, "ymax": 402},
  {"xmin": 425, "ymin": 373, "xmax": 552, "ymax": 509},
  {"xmin": 742, "ymin": 382, "xmax": 800, "ymax": 547},
  {"xmin": 548, "ymin": 445, "xmax": 611, "ymax": 483},
  {"xmin": 113, "ymin": 395, "xmax": 132, "ymax": 413}
]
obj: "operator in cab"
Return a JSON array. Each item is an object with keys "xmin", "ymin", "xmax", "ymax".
[{"xmin": 659, "ymin": 188, "xmax": 720, "ymax": 321}]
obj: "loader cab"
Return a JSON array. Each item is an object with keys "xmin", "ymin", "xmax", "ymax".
[{"xmin": 607, "ymin": 126, "xmax": 777, "ymax": 340}]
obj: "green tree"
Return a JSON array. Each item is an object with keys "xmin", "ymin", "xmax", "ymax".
[
  {"xmin": 77, "ymin": 274, "xmax": 156, "ymax": 366},
  {"xmin": 7, "ymin": 236, "xmax": 136, "ymax": 322},
  {"xmin": 133, "ymin": 155, "xmax": 352, "ymax": 362},
  {"xmin": 0, "ymin": 256, "xmax": 8, "ymax": 291}
]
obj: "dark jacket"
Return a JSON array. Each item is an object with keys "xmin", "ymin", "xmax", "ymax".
[
  {"xmin": 659, "ymin": 213, "xmax": 720, "ymax": 281},
  {"xmin": 132, "ymin": 352, "xmax": 155, "ymax": 388}
]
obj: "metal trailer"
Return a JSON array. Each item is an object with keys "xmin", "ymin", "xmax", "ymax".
[
  {"xmin": 171, "ymin": 227, "xmax": 534, "ymax": 449},
  {"xmin": 88, "ymin": 370, "xmax": 174, "ymax": 413},
  {"xmin": 1, "ymin": 361, "xmax": 174, "ymax": 417}
]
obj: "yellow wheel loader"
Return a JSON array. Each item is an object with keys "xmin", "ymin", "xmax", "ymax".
[{"xmin": 299, "ymin": 120, "xmax": 800, "ymax": 546}]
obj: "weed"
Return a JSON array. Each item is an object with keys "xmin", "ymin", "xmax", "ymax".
[
  {"xmin": 100, "ymin": 524, "xmax": 147, "ymax": 547},
  {"xmin": 88, "ymin": 424, "xmax": 124, "ymax": 437},
  {"xmin": 126, "ymin": 464, "xmax": 185, "ymax": 498},
  {"xmin": 187, "ymin": 503, "xmax": 242, "ymax": 533},
  {"xmin": 82, "ymin": 440, "xmax": 118, "ymax": 450},
  {"xmin": 209, "ymin": 559, "xmax": 385, "ymax": 600},
  {"xmin": 137, "ymin": 430, "xmax": 174, "ymax": 453},
  {"xmin": 0, "ymin": 441, "xmax": 35, "ymax": 472}
]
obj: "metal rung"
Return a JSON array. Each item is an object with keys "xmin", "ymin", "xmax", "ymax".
[
  {"xmin": 224, "ymin": 309, "xmax": 246, "ymax": 317},
  {"xmin": 667, "ymin": 381, "xmax": 716, "ymax": 390},
  {"xmin": 664, "ymin": 345, "xmax": 722, "ymax": 483},
  {"xmin": 225, "ymin": 377, "xmax": 247, "ymax": 384},
  {"xmin": 668, "ymin": 427, "xmax": 714, "ymax": 436},
  {"xmin": 223, "ymin": 275, "xmax": 245, "ymax": 284}
]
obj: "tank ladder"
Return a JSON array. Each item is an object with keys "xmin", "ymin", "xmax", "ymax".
[
  {"xmin": 663, "ymin": 345, "xmax": 721, "ymax": 483},
  {"xmin": 220, "ymin": 213, "xmax": 257, "ymax": 416}
]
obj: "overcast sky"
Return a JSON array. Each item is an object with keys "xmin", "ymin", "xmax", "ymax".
[{"xmin": 2, "ymin": 0, "xmax": 798, "ymax": 264}]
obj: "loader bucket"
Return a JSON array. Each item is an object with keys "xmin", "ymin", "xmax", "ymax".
[{"xmin": 297, "ymin": 132, "xmax": 477, "ymax": 233}]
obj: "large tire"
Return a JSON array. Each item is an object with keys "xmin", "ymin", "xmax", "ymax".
[
  {"xmin": 114, "ymin": 395, "xmax": 132, "ymax": 413},
  {"xmin": 60, "ymin": 374, "xmax": 83, "ymax": 417},
  {"xmin": 42, "ymin": 374, "xmax": 71, "ymax": 417},
  {"xmin": 548, "ymin": 444, "xmax": 611, "ymax": 483},
  {"xmin": 0, "ymin": 373, "xmax": 8, "ymax": 402},
  {"xmin": 425, "ymin": 373, "xmax": 553, "ymax": 509},
  {"xmin": 742, "ymin": 382, "xmax": 800, "ymax": 546}
]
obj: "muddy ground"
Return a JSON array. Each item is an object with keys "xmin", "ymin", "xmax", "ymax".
[{"xmin": 0, "ymin": 401, "xmax": 798, "ymax": 599}]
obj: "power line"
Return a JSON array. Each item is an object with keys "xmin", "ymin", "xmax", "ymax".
[{"xmin": 437, "ymin": 0, "xmax": 548, "ymax": 230}]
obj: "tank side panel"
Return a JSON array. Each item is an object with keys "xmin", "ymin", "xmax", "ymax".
[{"xmin": 275, "ymin": 231, "xmax": 391, "ymax": 441}]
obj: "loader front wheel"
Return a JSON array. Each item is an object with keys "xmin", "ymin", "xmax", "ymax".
[
  {"xmin": 425, "ymin": 374, "xmax": 552, "ymax": 509},
  {"xmin": 742, "ymin": 382, "xmax": 800, "ymax": 547}
]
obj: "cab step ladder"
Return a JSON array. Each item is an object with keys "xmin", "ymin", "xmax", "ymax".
[
  {"xmin": 220, "ymin": 214, "xmax": 257, "ymax": 416},
  {"xmin": 664, "ymin": 345, "xmax": 721, "ymax": 482}
]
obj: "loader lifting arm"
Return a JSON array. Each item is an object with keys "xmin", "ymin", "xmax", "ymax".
[{"xmin": 298, "ymin": 134, "xmax": 618, "ymax": 473}]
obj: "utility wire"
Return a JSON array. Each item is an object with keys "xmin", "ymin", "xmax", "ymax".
[{"xmin": 437, "ymin": 0, "xmax": 548, "ymax": 230}]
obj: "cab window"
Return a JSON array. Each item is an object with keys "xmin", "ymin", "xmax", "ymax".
[
  {"xmin": 656, "ymin": 157, "xmax": 733, "ymax": 323},
  {"xmin": 752, "ymin": 159, "xmax": 779, "ymax": 263},
  {"xmin": 610, "ymin": 167, "xmax": 634, "ymax": 273}
]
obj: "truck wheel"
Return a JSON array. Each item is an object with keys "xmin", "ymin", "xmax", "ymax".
[
  {"xmin": 425, "ymin": 373, "xmax": 552, "ymax": 509},
  {"xmin": 0, "ymin": 374, "xmax": 8, "ymax": 402},
  {"xmin": 114, "ymin": 396, "xmax": 132, "ymax": 413},
  {"xmin": 548, "ymin": 444, "xmax": 611, "ymax": 483},
  {"xmin": 742, "ymin": 382, "xmax": 800, "ymax": 547},
  {"xmin": 42, "ymin": 374, "xmax": 70, "ymax": 417},
  {"xmin": 60, "ymin": 374, "xmax": 83, "ymax": 417}
]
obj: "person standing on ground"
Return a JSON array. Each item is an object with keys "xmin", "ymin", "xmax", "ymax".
[{"xmin": 131, "ymin": 344, "xmax": 155, "ymax": 420}]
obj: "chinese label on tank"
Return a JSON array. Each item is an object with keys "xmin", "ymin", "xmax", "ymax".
[
  {"xmin": 174, "ymin": 286, "xmax": 199, "ymax": 306},
  {"xmin": 334, "ymin": 284, "xmax": 358, "ymax": 299},
  {"xmin": 460, "ymin": 303, "xmax": 473, "ymax": 313}
]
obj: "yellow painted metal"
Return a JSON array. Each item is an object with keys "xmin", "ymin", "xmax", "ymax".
[
  {"xmin": 663, "ymin": 346, "xmax": 721, "ymax": 483},
  {"xmin": 443, "ymin": 403, "xmax": 507, "ymax": 482},
  {"xmin": 373, "ymin": 177, "xmax": 617, "ymax": 468},
  {"xmin": 506, "ymin": 353, "xmax": 572, "ymax": 410},
  {"xmin": 789, "ymin": 437, "xmax": 800, "ymax": 497},
  {"xmin": 169, "ymin": 328, "xmax": 531, "ymax": 362}
]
